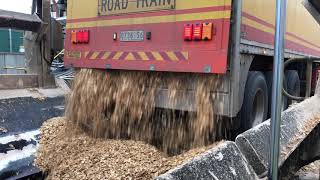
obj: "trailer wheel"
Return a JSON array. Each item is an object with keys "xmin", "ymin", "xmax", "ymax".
[
  {"xmin": 240, "ymin": 71, "xmax": 268, "ymax": 130},
  {"xmin": 285, "ymin": 70, "xmax": 300, "ymax": 105},
  {"xmin": 265, "ymin": 71, "xmax": 288, "ymax": 118}
]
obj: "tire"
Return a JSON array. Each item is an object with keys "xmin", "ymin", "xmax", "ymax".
[
  {"xmin": 285, "ymin": 70, "xmax": 300, "ymax": 105},
  {"xmin": 265, "ymin": 71, "xmax": 288, "ymax": 118},
  {"xmin": 240, "ymin": 71, "xmax": 268, "ymax": 131}
]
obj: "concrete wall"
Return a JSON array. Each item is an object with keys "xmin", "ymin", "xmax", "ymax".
[
  {"xmin": 0, "ymin": 74, "xmax": 38, "ymax": 89},
  {"xmin": 0, "ymin": 53, "xmax": 26, "ymax": 74}
]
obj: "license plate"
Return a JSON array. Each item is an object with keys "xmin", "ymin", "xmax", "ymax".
[{"xmin": 120, "ymin": 31, "xmax": 144, "ymax": 42}]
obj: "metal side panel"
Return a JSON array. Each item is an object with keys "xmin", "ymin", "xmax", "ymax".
[{"xmin": 241, "ymin": 0, "xmax": 320, "ymax": 58}]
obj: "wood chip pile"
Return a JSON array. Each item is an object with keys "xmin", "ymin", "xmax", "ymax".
[{"xmin": 35, "ymin": 117, "xmax": 222, "ymax": 179}]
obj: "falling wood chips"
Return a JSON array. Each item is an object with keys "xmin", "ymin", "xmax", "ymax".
[{"xmin": 35, "ymin": 117, "xmax": 223, "ymax": 180}]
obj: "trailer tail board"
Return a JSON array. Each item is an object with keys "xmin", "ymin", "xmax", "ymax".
[{"xmin": 64, "ymin": 0, "xmax": 232, "ymax": 74}]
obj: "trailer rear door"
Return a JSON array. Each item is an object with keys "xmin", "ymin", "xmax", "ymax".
[{"xmin": 65, "ymin": 0, "xmax": 232, "ymax": 74}]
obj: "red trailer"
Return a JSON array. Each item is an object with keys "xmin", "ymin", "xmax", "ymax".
[{"xmin": 65, "ymin": 0, "xmax": 320, "ymax": 130}]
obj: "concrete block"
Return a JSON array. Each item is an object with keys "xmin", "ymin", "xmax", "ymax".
[
  {"xmin": 156, "ymin": 141, "xmax": 258, "ymax": 180},
  {"xmin": 236, "ymin": 96, "xmax": 320, "ymax": 176}
]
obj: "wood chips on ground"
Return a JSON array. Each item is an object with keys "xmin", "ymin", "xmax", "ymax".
[{"xmin": 35, "ymin": 117, "xmax": 222, "ymax": 180}]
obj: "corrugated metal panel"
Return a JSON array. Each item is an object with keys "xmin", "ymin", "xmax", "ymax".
[{"xmin": 0, "ymin": 53, "xmax": 26, "ymax": 74}]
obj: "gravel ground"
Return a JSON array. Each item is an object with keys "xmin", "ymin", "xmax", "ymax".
[
  {"xmin": 35, "ymin": 117, "xmax": 222, "ymax": 180},
  {"xmin": 0, "ymin": 96, "xmax": 65, "ymax": 179},
  {"xmin": 0, "ymin": 97, "xmax": 64, "ymax": 135}
]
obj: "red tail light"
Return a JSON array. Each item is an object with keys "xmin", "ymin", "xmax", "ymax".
[
  {"xmin": 184, "ymin": 24, "xmax": 193, "ymax": 41},
  {"xmin": 193, "ymin": 23, "xmax": 203, "ymax": 40},
  {"xmin": 77, "ymin": 31, "xmax": 84, "ymax": 43},
  {"xmin": 72, "ymin": 30, "xmax": 90, "ymax": 44},
  {"xmin": 82, "ymin": 30, "xmax": 90, "ymax": 43}
]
